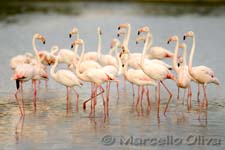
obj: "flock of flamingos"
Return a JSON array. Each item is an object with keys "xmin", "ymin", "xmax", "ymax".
[{"xmin": 10, "ymin": 23, "xmax": 220, "ymax": 118}]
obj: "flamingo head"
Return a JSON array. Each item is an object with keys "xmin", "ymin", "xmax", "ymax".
[
  {"xmin": 110, "ymin": 38, "xmax": 120, "ymax": 48},
  {"xmin": 97, "ymin": 27, "xmax": 102, "ymax": 35},
  {"xmin": 178, "ymin": 43, "xmax": 187, "ymax": 49},
  {"xmin": 118, "ymin": 23, "xmax": 130, "ymax": 30},
  {"xmin": 137, "ymin": 26, "xmax": 150, "ymax": 35},
  {"xmin": 34, "ymin": 33, "xmax": 46, "ymax": 44},
  {"xmin": 71, "ymin": 39, "xmax": 84, "ymax": 48},
  {"xmin": 117, "ymin": 29, "xmax": 126, "ymax": 37},
  {"xmin": 167, "ymin": 35, "xmax": 178, "ymax": 44},
  {"xmin": 183, "ymin": 31, "xmax": 194, "ymax": 40},
  {"xmin": 136, "ymin": 35, "xmax": 146, "ymax": 44},
  {"xmin": 69, "ymin": 27, "xmax": 79, "ymax": 38}
]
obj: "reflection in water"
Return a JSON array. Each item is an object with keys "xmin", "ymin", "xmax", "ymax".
[{"xmin": 15, "ymin": 116, "xmax": 24, "ymax": 144}]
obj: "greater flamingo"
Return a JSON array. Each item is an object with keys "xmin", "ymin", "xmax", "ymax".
[
  {"xmin": 72, "ymin": 39, "xmax": 115, "ymax": 117},
  {"xmin": 118, "ymin": 52, "xmax": 156, "ymax": 111},
  {"xmin": 183, "ymin": 31, "xmax": 220, "ymax": 107},
  {"xmin": 10, "ymin": 52, "xmax": 34, "ymax": 70},
  {"xmin": 139, "ymin": 33, "xmax": 176, "ymax": 116},
  {"xmin": 12, "ymin": 33, "xmax": 48, "ymax": 114},
  {"xmin": 167, "ymin": 36, "xmax": 192, "ymax": 109},
  {"xmin": 137, "ymin": 26, "xmax": 174, "ymax": 59},
  {"xmin": 50, "ymin": 56, "xmax": 82, "ymax": 112}
]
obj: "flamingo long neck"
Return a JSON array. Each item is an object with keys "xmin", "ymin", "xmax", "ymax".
[
  {"xmin": 50, "ymin": 57, "xmax": 58, "ymax": 80},
  {"xmin": 123, "ymin": 25, "xmax": 130, "ymax": 52},
  {"xmin": 182, "ymin": 46, "xmax": 187, "ymax": 67},
  {"xmin": 76, "ymin": 43, "xmax": 85, "ymax": 80},
  {"xmin": 141, "ymin": 34, "xmax": 151, "ymax": 66},
  {"xmin": 173, "ymin": 38, "xmax": 179, "ymax": 73},
  {"xmin": 32, "ymin": 36, "xmax": 41, "ymax": 67},
  {"xmin": 97, "ymin": 31, "xmax": 102, "ymax": 60},
  {"xmin": 147, "ymin": 32, "xmax": 153, "ymax": 50},
  {"xmin": 76, "ymin": 32, "xmax": 80, "ymax": 39},
  {"xmin": 114, "ymin": 43, "xmax": 120, "ymax": 68},
  {"xmin": 73, "ymin": 44, "xmax": 79, "ymax": 56},
  {"xmin": 188, "ymin": 35, "xmax": 195, "ymax": 76}
]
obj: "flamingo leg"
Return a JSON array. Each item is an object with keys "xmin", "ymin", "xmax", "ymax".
[
  {"xmin": 66, "ymin": 87, "xmax": 69, "ymax": 114},
  {"xmin": 155, "ymin": 86, "xmax": 157, "ymax": 104},
  {"xmin": 15, "ymin": 83, "xmax": 23, "ymax": 116},
  {"xmin": 123, "ymin": 75, "xmax": 126, "ymax": 90},
  {"xmin": 72, "ymin": 88, "xmax": 79, "ymax": 112},
  {"xmin": 32, "ymin": 80, "xmax": 37, "ymax": 112},
  {"xmin": 83, "ymin": 84, "xmax": 105, "ymax": 110},
  {"xmin": 162, "ymin": 81, "xmax": 173, "ymax": 116},
  {"xmin": 177, "ymin": 87, "xmax": 180, "ymax": 103},
  {"xmin": 146, "ymin": 86, "xmax": 151, "ymax": 111},
  {"xmin": 183, "ymin": 89, "xmax": 186, "ymax": 105},
  {"xmin": 203, "ymin": 84, "xmax": 208, "ymax": 107},
  {"xmin": 140, "ymin": 86, "xmax": 145, "ymax": 108},
  {"xmin": 135, "ymin": 86, "xmax": 141, "ymax": 108},
  {"xmin": 188, "ymin": 86, "xmax": 192, "ymax": 109},
  {"xmin": 21, "ymin": 81, "xmax": 25, "ymax": 115},
  {"xmin": 157, "ymin": 81, "xmax": 160, "ymax": 118},
  {"xmin": 197, "ymin": 83, "xmax": 200, "ymax": 102}
]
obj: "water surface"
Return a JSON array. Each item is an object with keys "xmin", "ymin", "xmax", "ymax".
[{"xmin": 0, "ymin": 2, "xmax": 225, "ymax": 150}]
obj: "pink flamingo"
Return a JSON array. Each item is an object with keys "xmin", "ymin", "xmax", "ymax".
[
  {"xmin": 10, "ymin": 52, "xmax": 34, "ymax": 70},
  {"xmin": 167, "ymin": 36, "xmax": 192, "ymax": 109},
  {"xmin": 50, "ymin": 56, "xmax": 82, "ymax": 112},
  {"xmin": 139, "ymin": 33, "xmax": 176, "ymax": 117},
  {"xmin": 12, "ymin": 33, "xmax": 48, "ymax": 114},
  {"xmin": 137, "ymin": 26, "xmax": 174, "ymax": 59},
  {"xmin": 183, "ymin": 31, "xmax": 220, "ymax": 107},
  {"xmin": 72, "ymin": 39, "xmax": 116, "ymax": 117},
  {"xmin": 118, "ymin": 52, "xmax": 156, "ymax": 111}
]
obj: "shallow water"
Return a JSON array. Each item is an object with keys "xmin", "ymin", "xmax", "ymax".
[{"xmin": 0, "ymin": 2, "xmax": 225, "ymax": 150}]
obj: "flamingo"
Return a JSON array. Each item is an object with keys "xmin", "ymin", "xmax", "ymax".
[
  {"xmin": 100, "ymin": 39, "xmax": 121, "ymax": 100},
  {"xmin": 118, "ymin": 52, "xmax": 156, "ymax": 111},
  {"xmin": 50, "ymin": 56, "xmax": 82, "ymax": 112},
  {"xmin": 97, "ymin": 27, "xmax": 118, "ymax": 67},
  {"xmin": 38, "ymin": 46, "xmax": 58, "ymax": 66},
  {"xmin": 70, "ymin": 27, "xmax": 99, "ymax": 62},
  {"xmin": 69, "ymin": 27, "xmax": 101, "ymax": 73},
  {"xmin": 54, "ymin": 27, "xmax": 80, "ymax": 69},
  {"xmin": 137, "ymin": 26, "xmax": 174, "ymax": 59},
  {"xmin": 167, "ymin": 36, "xmax": 192, "ymax": 109},
  {"xmin": 12, "ymin": 33, "xmax": 48, "ymax": 114},
  {"xmin": 10, "ymin": 52, "xmax": 34, "ymax": 70},
  {"xmin": 72, "ymin": 39, "xmax": 116, "ymax": 117},
  {"xmin": 11, "ymin": 63, "xmax": 35, "ymax": 115},
  {"xmin": 139, "ymin": 33, "xmax": 176, "ymax": 116},
  {"xmin": 37, "ymin": 46, "xmax": 58, "ymax": 87},
  {"xmin": 183, "ymin": 31, "xmax": 220, "ymax": 107}
]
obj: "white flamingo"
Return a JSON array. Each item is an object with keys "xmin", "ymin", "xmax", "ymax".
[
  {"xmin": 167, "ymin": 36, "xmax": 192, "ymax": 109},
  {"xmin": 118, "ymin": 51, "xmax": 156, "ymax": 111},
  {"xmin": 50, "ymin": 56, "xmax": 82, "ymax": 112},
  {"xmin": 12, "ymin": 33, "xmax": 48, "ymax": 114},
  {"xmin": 137, "ymin": 26, "xmax": 174, "ymax": 59},
  {"xmin": 183, "ymin": 31, "xmax": 220, "ymax": 107},
  {"xmin": 10, "ymin": 52, "xmax": 34, "ymax": 70},
  {"xmin": 72, "ymin": 39, "xmax": 116, "ymax": 117},
  {"xmin": 139, "ymin": 33, "xmax": 176, "ymax": 116}
]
